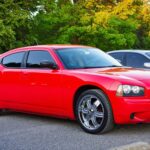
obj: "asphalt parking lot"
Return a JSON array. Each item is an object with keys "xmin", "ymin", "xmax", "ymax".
[{"xmin": 0, "ymin": 112, "xmax": 150, "ymax": 150}]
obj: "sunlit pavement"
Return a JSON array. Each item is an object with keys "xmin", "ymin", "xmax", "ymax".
[
  {"xmin": 0, "ymin": 112, "xmax": 150, "ymax": 150},
  {"xmin": 110, "ymin": 142, "xmax": 150, "ymax": 150}
]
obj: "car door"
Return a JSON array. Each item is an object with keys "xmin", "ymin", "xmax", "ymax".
[
  {"xmin": 0, "ymin": 51, "xmax": 26, "ymax": 103},
  {"xmin": 21, "ymin": 49, "xmax": 63, "ymax": 109},
  {"xmin": 125, "ymin": 53, "xmax": 150, "ymax": 68}
]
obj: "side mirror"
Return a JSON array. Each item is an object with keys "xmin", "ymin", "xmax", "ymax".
[
  {"xmin": 144, "ymin": 62, "xmax": 150, "ymax": 68},
  {"xmin": 40, "ymin": 61, "xmax": 58, "ymax": 69}
]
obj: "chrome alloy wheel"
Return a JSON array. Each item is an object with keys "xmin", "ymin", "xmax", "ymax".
[{"xmin": 78, "ymin": 94, "xmax": 105, "ymax": 130}]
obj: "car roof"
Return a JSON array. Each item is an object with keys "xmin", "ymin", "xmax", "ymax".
[
  {"xmin": 108, "ymin": 49, "xmax": 150, "ymax": 54},
  {"xmin": 13, "ymin": 44, "xmax": 91, "ymax": 51},
  {"xmin": 1, "ymin": 45, "xmax": 93, "ymax": 56}
]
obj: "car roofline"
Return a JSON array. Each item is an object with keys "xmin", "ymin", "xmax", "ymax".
[
  {"xmin": 107, "ymin": 50, "xmax": 150, "ymax": 59},
  {"xmin": 10, "ymin": 44, "xmax": 94, "ymax": 51},
  {"xmin": 108, "ymin": 49, "xmax": 150, "ymax": 54},
  {"xmin": 1, "ymin": 44, "xmax": 96, "ymax": 56}
]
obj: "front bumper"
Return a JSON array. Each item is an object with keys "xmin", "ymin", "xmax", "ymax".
[{"xmin": 112, "ymin": 97, "xmax": 150, "ymax": 124}]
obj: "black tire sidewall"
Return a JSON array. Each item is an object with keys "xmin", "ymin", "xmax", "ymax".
[{"xmin": 75, "ymin": 89, "xmax": 112, "ymax": 134}]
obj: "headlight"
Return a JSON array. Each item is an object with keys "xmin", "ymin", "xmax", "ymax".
[{"xmin": 116, "ymin": 85, "xmax": 144, "ymax": 97}]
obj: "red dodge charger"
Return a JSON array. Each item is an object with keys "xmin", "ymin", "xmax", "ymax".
[{"xmin": 0, "ymin": 45, "xmax": 150, "ymax": 134}]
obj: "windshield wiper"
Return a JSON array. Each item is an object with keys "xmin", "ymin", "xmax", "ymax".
[
  {"xmin": 81, "ymin": 66, "xmax": 104, "ymax": 69},
  {"xmin": 71, "ymin": 66, "xmax": 122, "ymax": 69},
  {"xmin": 103, "ymin": 65, "xmax": 122, "ymax": 68},
  {"xmin": 82, "ymin": 65, "xmax": 122, "ymax": 68}
]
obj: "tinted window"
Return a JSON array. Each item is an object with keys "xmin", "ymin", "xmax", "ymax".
[
  {"xmin": 27, "ymin": 50, "xmax": 54, "ymax": 68},
  {"xmin": 126, "ymin": 53, "xmax": 149, "ymax": 68},
  {"xmin": 109, "ymin": 52, "xmax": 125, "ymax": 65},
  {"xmin": 56, "ymin": 48, "xmax": 122, "ymax": 69},
  {"xmin": 2, "ymin": 52, "xmax": 25, "ymax": 68},
  {"xmin": 145, "ymin": 52, "xmax": 150, "ymax": 57}
]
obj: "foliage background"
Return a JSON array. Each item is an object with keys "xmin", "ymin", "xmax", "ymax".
[{"xmin": 0, "ymin": 0, "xmax": 150, "ymax": 53}]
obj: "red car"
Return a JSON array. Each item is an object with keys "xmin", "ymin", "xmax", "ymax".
[{"xmin": 0, "ymin": 45, "xmax": 150, "ymax": 134}]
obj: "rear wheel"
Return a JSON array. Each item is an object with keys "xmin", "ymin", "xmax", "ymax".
[
  {"xmin": 75, "ymin": 89, "xmax": 114, "ymax": 134},
  {"xmin": 0, "ymin": 109, "xmax": 3, "ymax": 115},
  {"xmin": 0, "ymin": 109, "xmax": 6, "ymax": 115}
]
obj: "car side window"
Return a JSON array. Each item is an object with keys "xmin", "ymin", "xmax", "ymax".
[
  {"xmin": 26, "ymin": 50, "xmax": 55, "ymax": 68},
  {"xmin": 2, "ymin": 52, "xmax": 25, "ymax": 68},
  {"xmin": 109, "ymin": 52, "xmax": 125, "ymax": 65},
  {"xmin": 126, "ymin": 53, "xmax": 149, "ymax": 68}
]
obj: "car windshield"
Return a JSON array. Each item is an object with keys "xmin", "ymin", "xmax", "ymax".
[{"xmin": 56, "ymin": 48, "xmax": 122, "ymax": 69}]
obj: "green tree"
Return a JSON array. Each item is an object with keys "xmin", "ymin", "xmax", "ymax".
[
  {"xmin": 32, "ymin": 0, "xmax": 150, "ymax": 51},
  {"xmin": 0, "ymin": 0, "xmax": 41, "ymax": 52},
  {"xmin": 0, "ymin": 0, "xmax": 150, "ymax": 52}
]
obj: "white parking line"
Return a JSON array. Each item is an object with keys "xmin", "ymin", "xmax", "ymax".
[{"xmin": 110, "ymin": 142, "xmax": 150, "ymax": 150}]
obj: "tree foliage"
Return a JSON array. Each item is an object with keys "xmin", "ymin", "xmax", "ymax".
[
  {"xmin": 0, "ymin": 0, "xmax": 42, "ymax": 52},
  {"xmin": 0, "ymin": 0, "xmax": 150, "ymax": 52}
]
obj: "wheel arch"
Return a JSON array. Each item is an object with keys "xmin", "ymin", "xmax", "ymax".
[{"xmin": 73, "ymin": 84, "xmax": 112, "ymax": 118}]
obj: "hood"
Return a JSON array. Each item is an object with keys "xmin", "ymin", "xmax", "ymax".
[{"xmin": 74, "ymin": 67, "xmax": 150, "ymax": 86}]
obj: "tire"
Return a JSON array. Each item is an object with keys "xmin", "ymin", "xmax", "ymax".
[
  {"xmin": 75, "ymin": 89, "xmax": 114, "ymax": 134},
  {"xmin": 0, "ymin": 109, "xmax": 6, "ymax": 115},
  {"xmin": 0, "ymin": 109, "xmax": 3, "ymax": 115}
]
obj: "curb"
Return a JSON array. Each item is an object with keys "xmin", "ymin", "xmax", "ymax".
[{"xmin": 110, "ymin": 142, "xmax": 150, "ymax": 150}]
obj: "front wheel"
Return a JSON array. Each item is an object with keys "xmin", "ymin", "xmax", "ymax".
[{"xmin": 75, "ymin": 89, "xmax": 114, "ymax": 134}]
